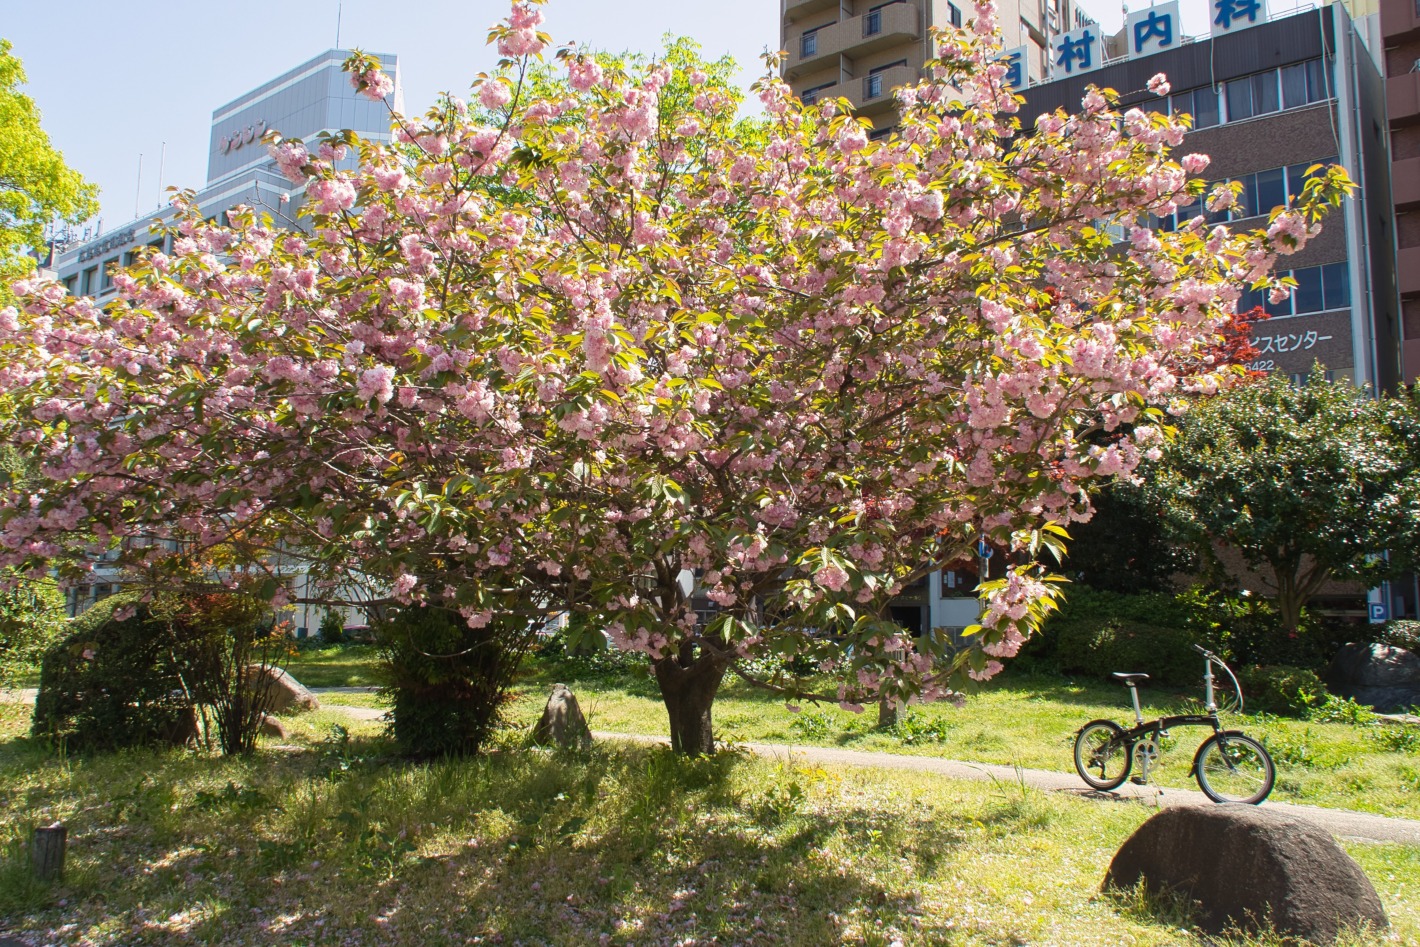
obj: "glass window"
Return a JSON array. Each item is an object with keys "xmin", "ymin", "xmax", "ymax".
[
  {"xmin": 1226, "ymin": 77, "xmax": 1253, "ymax": 121},
  {"xmin": 1281, "ymin": 63, "xmax": 1309, "ymax": 110},
  {"xmin": 1321, "ymin": 262, "xmax": 1349, "ymax": 310},
  {"xmin": 1251, "ymin": 72, "xmax": 1280, "ymax": 116},
  {"xmin": 1255, "ymin": 168, "xmax": 1286, "ymax": 217},
  {"xmin": 802, "ymin": 31, "xmax": 818, "ymax": 57},
  {"xmin": 948, "ymin": 2, "xmax": 962, "ymax": 27},
  {"xmin": 865, "ymin": 73, "xmax": 883, "ymax": 99},
  {"xmin": 868, "ymin": 125, "xmax": 896, "ymax": 141},
  {"xmin": 1264, "ymin": 276, "xmax": 1292, "ymax": 318},
  {"xmin": 865, "ymin": 9, "xmax": 881, "ymax": 34},
  {"xmin": 1238, "ymin": 284, "xmax": 1266, "ymax": 314},
  {"xmin": 1190, "ymin": 87, "xmax": 1220, "ymax": 128},
  {"xmin": 1292, "ymin": 266, "xmax": 1323, "ymax": 314},
  {"xmin": 1306, "ymin": 58, "xmax": 1329, "ymax": 102},
  {"xmin": 81, "ymin": 266, "xmax": 97, "ymax": 295}
]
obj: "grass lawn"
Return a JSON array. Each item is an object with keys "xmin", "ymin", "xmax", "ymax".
[
  {"xmin": 0, "ymin": 701, "xmax": 1413, "ymax": 946},
  {"xmin": 286, "ymin": 645, "xmax": 1420, "ymax": 820},
  {"xmin": 506, "ymin": 655, "xmax": 1420, "ymax": 821},
  {"xmin": 284, "ymin": 644, "xmax": 384, "ymax": 688}
]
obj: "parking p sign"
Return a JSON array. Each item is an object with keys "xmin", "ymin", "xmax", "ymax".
[{"xmin": 1369, "ymin": 601, "xmax": 1388, "ymax": 623}]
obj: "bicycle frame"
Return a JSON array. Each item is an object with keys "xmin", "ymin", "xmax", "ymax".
[{"xmin": 1105, "ymin": 647, "xmax": 1243, "ymax": 774}]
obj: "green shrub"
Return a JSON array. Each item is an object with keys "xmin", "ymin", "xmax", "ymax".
[
  {"xmin": 377, "ymin": 605, "xmax": 538, "ymax": 758},
  {"xmin": 1368, "ymin": 725, "xmax": 1420, "ymax": 754},
  {"xmin": 1028, "ymin": 587, "xmax": 1207, "ymax": 686},
  {"xmin": 319, "ymin": 608, "xmax": 345, "ymax": 644},
  {"xmin": 0, "ymin": 574, "xmax": 67, "ymax": 687},
  {"xmin": 1238, "ymin": 665, "xmax": 1327, "ymax": 716},
  {"xmin": 1378, "ymin": 620, "xmax": 1420, "ymax": 652},
  {"xmin": 1306, "ymin": 693, "xmax": 1378, "ymax": 726},
  {"xmin": 32, "ymin": 589, "xmax": 282, "ymax": 755},
  {"xmin": 1179, "ymin": 586, "xmax": 1339, "ymax": 670},
  {"xmin": 32, "ymin": 594, "xmax": 198, "ymax": 752}
]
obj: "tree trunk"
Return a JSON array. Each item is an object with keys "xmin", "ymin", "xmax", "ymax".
[
  {"xmin": 31, "ymin": 822, "xmax": 66, "ymax": 881},
  {"xmin": 877, "ymin": 695, "xmax": 900, "ymax": 729},
  {"xmin": 654, "ymin": 641, "xmax": 730, "ymax": 755}
]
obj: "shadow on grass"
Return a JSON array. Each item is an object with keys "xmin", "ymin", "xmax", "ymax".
[{"xmin": 0, "ymin": 726, "xmax": 986, "ymax": 945}]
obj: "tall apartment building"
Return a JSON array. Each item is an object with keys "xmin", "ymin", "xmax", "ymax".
[
  {"xmin": 1380, "ymin": 0, "xmax": 1420, "ymax": 383},
  {"xmin": 779, "ymin": 0, "xmax": 1095, "ymax": 138}
]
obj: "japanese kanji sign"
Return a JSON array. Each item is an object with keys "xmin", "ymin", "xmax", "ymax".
[
  {"xmin": 1052, "ymin": 26, "xmax": 1102, "ymax": 77},
  {"xmin": 999, "ymin": 45, "xmax": 1027, "ymax": 89},
  {"xmin": 1126, "ymin": 2, "xmax": 1180, "ymax": 59},
  {"xmin": 1211, "ymin": 0, "xmax": 1268, "ymax": 37}
]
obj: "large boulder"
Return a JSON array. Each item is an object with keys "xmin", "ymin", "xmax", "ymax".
[
  {"xmin": 1324, "ymin": 643, "xmax": 1420, "ymax": 713},
  {"xmin": 1104, "ymin": 806, "xmax": 1387, "ymax": 942},
  {"xmin": 530, "ymin": 683, "xmax": 592, "ymax": 749},
  {"xmin": 244, "ymin": 666, "xmax": 320, "ymax": 713}
]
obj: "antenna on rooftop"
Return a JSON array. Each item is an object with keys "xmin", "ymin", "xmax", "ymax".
[
  {"xmin": 336, "ymin": 2, "xmax": 343, "ymax": 49},
  {"xmin": 134, "ymin": 154, "xmax": 143, "ymax": 219},
  {"xmin": 157, "ymin": 142, "xmax": 166, "ymax": 210}
]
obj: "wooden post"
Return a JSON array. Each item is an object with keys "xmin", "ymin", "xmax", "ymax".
[{"xmin": 31, "ymin": 822, "xmax": 66, "ymax": 882}]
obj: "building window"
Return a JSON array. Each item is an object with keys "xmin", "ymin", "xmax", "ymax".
[
  {"xmin": 801, "ymin": 82, "xmax": 836, "ymax": 105},
  {"xmin": 1169, "ymin": 86, "xmax": 1219, "ymax": 129},
  {"xmin": 1233, "ymin": 156, "xmax": 1336, "ymax": 220},
  {"xmin": 1238, "ymin": 262, "xmax": 1349, "ymax": 317},
  {"xmin": 865, "ymin": 60, "xmax": 907, "ymax": 100},
  {"xmin": 865, "ymin": 8, "xmax": 882, "ymax": 35},
  {"xmin": 1226, "ymin": 70, "xmax": 1280, "ymax": 122},
  {"xmin": 802, "ymin": 29, "xmax": 819, "ymax": 57},
  {"xmin": 1281, "ymin": 59, "xmax": 1328, "ymax": 109},
  {"xmin": 868, "ymin": 125, "xmax": 896, "ymax": 141},
  {"xmin": 62, "ymin": 276, "xmax": 76, "ymax": 295},
  {"xmin": 948, "ymin": 2, "xmax": 962, "ymax": 27},
  {"xmin": 80, "ymin": 266, "xmax": 97, "ymax": 295},
  {"xmin": 99, "ymin": 257, "xmax": 119, "ymax": 292}
]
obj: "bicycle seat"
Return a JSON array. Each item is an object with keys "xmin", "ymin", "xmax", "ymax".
[{"xmin": 1111, "ymin": 672, "xmax": 1149, "ymax": 684}]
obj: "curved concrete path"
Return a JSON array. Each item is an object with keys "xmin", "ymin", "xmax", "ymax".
[{"xmin": 590, "ymin": 732, "xmax": 1420, "ymax": 846}]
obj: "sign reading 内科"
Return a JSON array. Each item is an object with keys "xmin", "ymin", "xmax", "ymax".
[
  {"xmin": 1125, "ymin": 2, "xmax": 1181, "ymax": 59},
  {"xmin": 1211, "ymin": 0, "xmax": 1268, "ymax": 37},
  {"xmin": 1051, "ymin": 26, "xmax": 1103, "ymax": 77}
]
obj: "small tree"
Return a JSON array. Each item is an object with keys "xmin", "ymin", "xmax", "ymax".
[
  {"xmin": 0, "ymin": 40, "xmax": 98, "ymax": 301},
  {"xmin": 1144, "ymin": 368, "xmax": 1420, "ymax": 632},
  {"xmin": 0, "ymin": 572, "xmax": 66, "ymax": 687},
  {"xmin": 319, "ymin": 608, "xmax": 345, "ymax": 644}
]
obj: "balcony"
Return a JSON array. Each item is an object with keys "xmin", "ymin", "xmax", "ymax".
[
  {"xmin": 801, "ymin": 62, "xmax": 920, "ymax": 115},
  {"xmin": 783, "ymin": 0, "xmax": 840, "ymax": 22},
  {"xmin": 1398, "ymin": 245, "xmax": 1420, "ymax": 296},
  {"xmin": 1394, "ymin": 155, "xmax": 1420, "ymax": 209},
  {"xmin": 1388, "ymin": 70, "xmax": 1420, "ymax": 126},
  {"xmin": 1381, "ymin": 0, "xmax": 1420, "ymax": 43},
  {"xmin": 786, "ymin": 3, "xmax": 920, "ymax": 79}
]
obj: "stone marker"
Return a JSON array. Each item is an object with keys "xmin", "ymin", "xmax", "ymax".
[
  {"xmin": 243, "ymin": 666, "xmax": 320, "ymax": 713},
  {"xmin": 531, "ymin": 683, "xmax": 593, "ymax": 749},
  {"xmin": 257, "ymin": 713, "xmax": 289, "ymax": 740},
  {"xmin": 1104, "ymin": 805, "xmax": 1387, "ymax": 943},
  {"xmin": 1324, "ymin": 642, "xmax": 1420, "ymax": 713}
]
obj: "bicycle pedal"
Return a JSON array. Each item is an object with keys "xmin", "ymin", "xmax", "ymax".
[{"xmin": 1129, "ymin": 776, "xmax": 1147, "ymax": 785}]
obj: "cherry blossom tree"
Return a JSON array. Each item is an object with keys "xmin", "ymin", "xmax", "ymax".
[{"xmin": 0, "ymin": 0, "xmax": 1348, "ymax": 754}]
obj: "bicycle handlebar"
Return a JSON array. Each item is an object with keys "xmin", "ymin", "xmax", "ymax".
[{"xmin": 1192, "ymin": 644, "xmax": 1214, "ymax": 658}]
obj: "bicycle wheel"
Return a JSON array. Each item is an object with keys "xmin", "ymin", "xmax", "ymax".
[
  {"xmin": 1074, "ymin": 719, "xmax": 1132, "ymax": 790},
  {"xmin": 1193, "ymin": 731, "xmax": 1275, "ymax": 804}
]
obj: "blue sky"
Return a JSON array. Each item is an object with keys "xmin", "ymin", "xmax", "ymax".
[{"xmin": 7, "ymin": 0, "xmax": 1230, "ymax": 230}]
